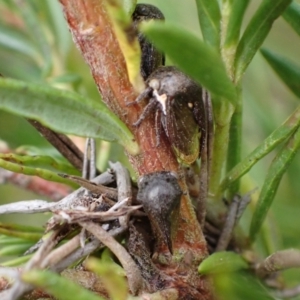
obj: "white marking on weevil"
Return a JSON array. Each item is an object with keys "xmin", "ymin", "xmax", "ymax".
[{"xmin": 153, "ymin": 89, "xmax": 168, "ymax": 115}]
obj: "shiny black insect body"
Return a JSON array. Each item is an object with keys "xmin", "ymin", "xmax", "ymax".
[
  {"xmin": 130, "ymin": 66, "xmax": 206, "ymax": 165},
  {"xmin": 136, "ymin": 171, "xmax": 182, "ymax": 253}
]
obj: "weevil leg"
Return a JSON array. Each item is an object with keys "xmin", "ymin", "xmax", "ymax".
[
  {"xmin": 133, "ymin": 97, "xmax": 158, "ymax": 127},
  {"xmin": 205, "ymin": 91, "xmax": 214, "ymax": 176},
  {"xmin": 154, "ymin": 109, "xmax": 163, "ymax": 146},
  {"xmin": 126, "ymin": 86, "xmax": 152, "ymax": 106}
]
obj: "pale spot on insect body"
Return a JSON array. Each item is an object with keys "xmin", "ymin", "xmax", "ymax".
[{"xmin": 153, "ymin": 89, "xmax": 168, "ymax": 115}]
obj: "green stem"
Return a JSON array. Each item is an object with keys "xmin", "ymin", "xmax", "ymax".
[
  {"xmin": 209, "ymin": 99, "xmax": 234, "ymax": 199},
  {"xmin": 225, "ymin": 85, "xmax": 242, "ymax": 200}
]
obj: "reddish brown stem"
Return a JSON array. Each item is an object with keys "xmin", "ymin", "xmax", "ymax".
[{"xmin": 58, "ymin": 1, "xmax": 212, "ymax": 298}]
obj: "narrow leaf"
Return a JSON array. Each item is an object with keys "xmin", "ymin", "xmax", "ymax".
[
  {"xmin": 13, "ymin": 1, "xmax": 53, "ymax": 75},
  {"xmin": 0, "ymin": 225, "xmax": 41, "ymax": 241},
  {"xmin": 195, "ymin": 0, "xmax": 221, "ymax": 48},
  {"xmin": 141, "ymin": 22, "xmax": 237, "ymax": 104},
  {"xmin": 235, "ymin": 0, "xmax": 292, "ymax": 82},
  {"xmin": 87, "ymin": 257, "xmax": 127, "ymax": 300},
  {"xmin": 0, "ymin": 157, "xmax": 78, "ymax": 186},
  {"xmin": 0, "ymin": 25, "xmax": 38, "ymax": 59},
  {"xmin": 0, "ymin": 78, "xmax": 139, "ymax": 155},
  {"xmin": 261, "ymin": 48, "xmax": 300, "ymax": 98},
  {"xmin": 0, "ymin": 243, "xmax": 33, "ymax": 256},
  {"xmin": 0, "ymin": 235, "xmax": 36, "ymax": 246},
  {"xmin": 0, "ymin": 223, "xmax": 43, "ymax": 234},
  {"xmin": 282, "ymin": 2, "xmax": 300, "ymax": 37},
  {"xmin": 0, "ymin": 153, "xmax": 80, "ymax": 175},
  {"xmin": 220, "ymin": 105, "xmax": 300, "ymax": 192},
  {"xmin": 198, "ymin": 251, "xmax": 248, "ymax": 274},
  {"xmin": 23, "ymin": 270, "xmax": 105, "ymax": 300},
  {"xmin": 121, "ymin": 0, "xmax": 137, "ymax": 15},
  {"xmin": 213, "ymin": 272, "xmax": 276, "ymax": 300},
  {"xmin": 43, "ymin": 0, "xmax": 72, "ymax": 58},
  {"xmin": 223, "ymin": 0, "xmax": 250, "ymax": 47},
  {"xmin": 250, "ymin": 126, "xmax": 300, "ymax": 241},
  {"xmin": 1, "ymin": 254, "xmax": 32, "ymax": 267}
]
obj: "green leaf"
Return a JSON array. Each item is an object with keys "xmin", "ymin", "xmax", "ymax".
[
  {"xmin": 141, "ymin": 22, "xmax": 237, "ymax": 104},
  {"xmin": 0, "ymin": 78, "xmax": 139, "ymax": 155},
  {"xmin": 121, "ymin": 0, "xmax": 137, "ymax": 15},
  {"xmin": 250, "ymin": 126, "xmax": 300, "ymax": 241},
  {"xmin": 0, "ymin": 157, "xmax": 78, "ymax": 187},
  {"xmin": 234, "ymin": 0, "xmax": 292, "ymax": 82},
  {"xmin": 198, "ymin": 251, "xmax": 248, "ymax": 274},
  {"xmin": 0, "ymin": 223, "xmax": 41, "ymax": 241},
  {"xmin": 282, "ymin": 2, "xmax": 300, "ymax": 37},
  {"xmin": 0, "ymin": 243, "xmax": 33, "ymax": 256},
  {"xmin": 0, "ymin": 25, "xmax": 38, "ymax": 59},
  {"xmin": 13, "ymin": 1, "xmax": 53, "ymax": 76},
  {"xmin": 220, "ymin": 105, "xmax": 300, "ymax": 193},
  {"xmin": 86, "ymin": 257, "xmax": 127, "ymax": 300},
  {"xmin": 195, "ymin": 0, "xmax": 221, "ymax": 48},
  {"xmin": 0, "ymin": 50, "xmax": 41, "ymax": 80},
  {"xmin": 0, "ymin": 235, "xmax": 36, "ymax": 246},
  {"xmin": 261, "ymin": 48, "xmax": 300, "ymax": 98},
  {"xmin": 1, "ymin": 254, "xmax": 32, "ymax": 267},
  {"xmin": 22, "ymin": 270, "xmax": 105, "ymax": 300},
  {"xmin": 0, "ymin": 153, "xmax": 80, "ymax": 175},
  {"xmin": 213, "ymin": 271, "xmax": 276, "ymax": 300},
  {"xmin": 42, "ymin": 0, "xmax": 72, "ymax": 58},
  {"xmin": 223, "ymin": 0, "xmax": 250, "ymax": 48},
  {"xmin": 0, "ymin": 223, "xmax": 43, "ymax": 234}
]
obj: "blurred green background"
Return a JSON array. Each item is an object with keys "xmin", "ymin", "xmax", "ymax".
[{"xmin": 0, "ymin": 0, "xmax": 300, "ymax": 296}]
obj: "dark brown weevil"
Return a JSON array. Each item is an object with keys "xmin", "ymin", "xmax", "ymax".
[{"xmin": 136, "ymin": 171, "xmax": 182, "ymax": 253}]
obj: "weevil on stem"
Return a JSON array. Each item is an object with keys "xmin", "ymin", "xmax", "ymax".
[{"xmin": 136, "ymin": 171, "xmax": 182, "ymax": 253}]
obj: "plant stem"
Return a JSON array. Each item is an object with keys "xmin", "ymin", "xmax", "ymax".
[
  {"xmin": 225, "ymin": 85, "xmax": 242, "ymax": 200},
  {"xmin": 209, "ymin": 99, "xmax": 234, "ymax": 199}
]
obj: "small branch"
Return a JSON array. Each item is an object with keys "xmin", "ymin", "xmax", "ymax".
[
  {"xmin": 41, "ymin": 234, "xmax": 81, "ymax": 268},
  {"xmin": 0, "ymin": 200, "xmax": 56, "ymax": 214},
  {"xmin": 59, "ymin": 174, "xmax": 118, "ymax": 200},
  {"xmin": 0, "ymin": 168, "xmax": 71, "ymax": 201},
  {"xmin": 109, "ymin": 161, "xmax": 132, "ymax": 228},
  {"xmin": 52, "ymin": 226, "xmax": 125, "ymax": 273},
  {"xmin": 82, "ymin": 138, "xmax": 97, "ymax": 180},
  {"xmin": 215, "ymin": 193, "xmax": 251, "ymax": 251},
  {"xmin": 28, "ymin": 120, "xmax": 84, "ymax": 171},
  {"xmin": 80, "ymin": 221, "xmax": 142, "ymax": 295},
  {"xmin": 0, "ymin": 171, "xmax": 116, "ymax": 215},
  {"xmin": 273, "ymin": 285, "xmax": 300, "ymax": 299},
  {"xmin": 53, "ymin": 205, "xmax": 141, "ymax": 224},
  {"xmin": 256, "ymin": 249, "xmax": 300, "ymax": 278}
]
